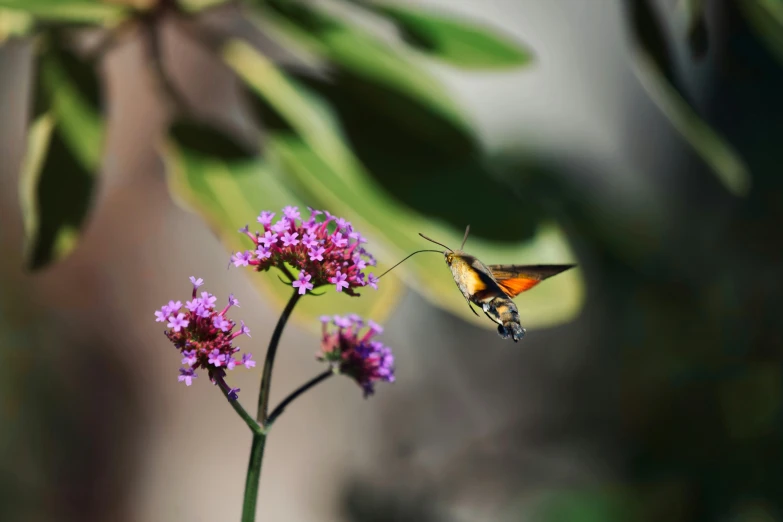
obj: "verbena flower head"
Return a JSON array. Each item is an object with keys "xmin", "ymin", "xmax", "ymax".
[
  {"xmin": 318, "ymin": 315, "xmax": 394, "ymax": 397},
  {"xmin": 156, "ymin": 277, "xmax": 254, "ymax": 398},
  {"xmin": 233, "ymin": 207, "xmax": 378, "ymax": 296}
]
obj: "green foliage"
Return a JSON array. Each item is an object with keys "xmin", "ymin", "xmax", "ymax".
[
  {"xmin": 169, "ymin": 120, "xmax": 258, "ymax": 161},
  {"xmin": 535, "ymin": 489, "xmax": 638, "ymax": 522},
  {"xmin": 253, "ymin": 0, "xmax": 471, "ymax": 138},
  {"xmin": 623, "ymin": 0, "xmax": 751, "ymax": 196},
  {"xmin": 358, "ymin": 2, "xmax": 533, "ymax": 69},
  {"xmin": 0, "ymin": 0, "xmax": 128, "ymax": 25},
  {"xmin": 19, "ymin": 38, "xmax": 104, "ymax": 269},
  {"xmin": 736, "ymin": 0, "xmax": 783, "ymax": 68},
  {"xmin": 0, "ymin": 8, "xmax": 32, "ymax": 42},
  {"xmin": 678, "ymin": 0, "xmax": 708, "ymax": 59}
]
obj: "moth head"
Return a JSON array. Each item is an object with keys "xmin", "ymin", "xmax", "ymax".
[{"xmin": 379, "ymin": 227, "xmax": 472, "ymax": 280}]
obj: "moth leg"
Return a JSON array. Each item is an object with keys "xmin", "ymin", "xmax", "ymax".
[
  {"xmin": 481, "ymin": 302, "xmax": 502, "ymax": 324},
  {"xmin": 465, "ymin": 298, "xmax": 479, "ymax": 317}
]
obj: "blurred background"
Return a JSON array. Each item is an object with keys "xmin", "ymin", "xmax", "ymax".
[{"xmin": 1, "ymin": 0, "xmax": 782, "ymax": 521}]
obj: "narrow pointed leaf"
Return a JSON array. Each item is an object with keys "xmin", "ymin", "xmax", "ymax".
[
  {"xmin": 0, "ymin": 8, "xmax": 33, "ymax": 43},
  {"xmin": 249, "ymin": 2, "xmax": 474, "ymax": 148},
  {"xmin": 631, "ymin": 52, "xmax": 751, "ymax": 197},
  {"xmin": 0, "ymin": 0, "xmax": 128, "ymax": 25},
  {"xmin": 736, "ymin": 0, "xmax": 783, "ymax": 67},
  {"xmin": 624, "ymin": 0, "xmax": 682, "ymax": 93},
  {"xmin": 677, "ymin": 0, "xmax": 708, "ymax": 59},
  {"xmin": 169, "ymin": 120, "xmax": 259, "ymax": 162},
  {"xmin": 366, "ymin": 3, "xmax": 533, "ymax": 69},
  {"xmin": 623, "ymin": 0, "xmax": 751, "ymax": 196},
  {"xmin": 19, "ymin": 40, "xmax": 105, "ymax": 269}
]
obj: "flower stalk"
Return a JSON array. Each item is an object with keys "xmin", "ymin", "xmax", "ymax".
[
  {"xmin": 157, "ymin": 207, "xmax": 395, "ymax": 522},
  {"xmin": 239, "ymin": 369, "xmax": 333, "ymax": 521},
  {"xmin": 266, "ymin": 370, "xmax": 333, "ymax": 428},
  {"xmin": 257, "ymin": 290, "xmax": 302, "ymax": 424},
  {"xmin": 240, "ymin": 289, "xmax": 302, "ymax": 522},
  {"xmin": 215, "ymin": 375, "xmax": 262, "ymax": 436},
  {"xmin": 241, "ymin": 434, "xmax": 266, "ymax": 522}
]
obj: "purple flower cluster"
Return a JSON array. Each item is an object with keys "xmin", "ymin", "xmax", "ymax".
[
  {"xmin": 318, "ymin": 315, "xmax": 395, "ymax": 397},
  {"xmin": 232, "ymin": 206, "xmax": 379, "ymax": 296},
  {"xmin": 156, "ymin": 277, "xmax": 255, "ymax": 395}
]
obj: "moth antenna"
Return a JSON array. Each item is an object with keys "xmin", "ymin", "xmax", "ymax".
[
  {"xmin": 460, "ymin": 224, "xmax": 471, "ymax": 250},
  {"xmin": 418, "ymin": 233, "xmax": 453, "ymax": 252},
  {"xmin": 377, "ymin": 249, "xmax": 443, "ymax": 279}
]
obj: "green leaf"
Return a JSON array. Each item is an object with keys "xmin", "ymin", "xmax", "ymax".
[
  {"xmin": 736, "ymin": 0, "xmax": 783, "ymax": 68},
  {"xmin": 177, "ymin": 0, "xmax": 232, "ymax": 14},
  {"xmin": 623, "ymin": 0, "xmax": 751, "ymax": 196},
  {"xmin": 632, "ymin": 52, "xmax": 751, "ymax": 197},
  {"xmin": 19, "ymin": 39, "xmax": 105, "ymax": 269},
  {"xmin": 161, "ymin": 123, "xmax": 405, "ymax": 334},
  {"xmin": 364, "ymin": 3, "xmax": 533, "ymax": 69},
  {"xmin": 535, "ymin": 488, "xmax": 638, "ymax": 522},
  {"xmin": 285, "ymin": 71, "xmax": 541, "ymax": 241},
  {"xmin": 169, "ymin": 120, "xmax": 259, "ymax": 161},
  {"xmin": 0, "ymin": 0, "xmax": 128, "ymax": 25},
  {"xmin": 250, "ymin": 1, "xmax": 473, "ymax": 146},
  {"xmin": 224, "ymin": 40, "xmax": 583, "ymax": 330},
  {"xmin": 0, "ymin": 8, "xmax": 33, "ymax": 42},
  {"xmin": 677, "ymin": 0, "xmax": 708, "ymax": 59},
  {"xmin": 624, "ymin": 0, "xmax": 682, "ymax": 93}
]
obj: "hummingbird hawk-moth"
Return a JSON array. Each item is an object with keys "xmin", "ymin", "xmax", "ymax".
[{"xmin": 380, "ymin": 225, "xmax": 575, "ymax": 342}]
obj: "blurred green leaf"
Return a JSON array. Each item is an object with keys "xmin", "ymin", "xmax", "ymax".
[
  {"xmin": 161, "ymin": 123, "xmax": 405, "ymax": 334},
  {"xmin": 224, "ymin": 40, "xmax": 583, "ymax": 330},
  {"xmin": 361, "ymin": 2, "xmax": 533, "ymax": 69},
  {"xmin": 0, "ymin": 0, "xmax": 128, "ymax": 25},
  {"xmin": 624, "ymin": 0, "xmax": 751, "ymax": 196},
  {"xmin": 178, "ymin": 0, "xmax": 229, "ymax": 13},
  {"xmin": 0, "ymin": 8, "xmax": 33, "ymax": 42},
  {"xmin": 678, "ymin": 0, "xmax": 708, "ymax": 59},
  {"xmin": 251, "ymin": 1, "xmax": 472, "ymax": 146},
  {"xmin": 632, "ymin": 52, "xmax": 751, "ymax": 196},
  {"xmin": 19, "ymin": 40, "xmax": 104, "ymax": 269},
  {"xmin": 625, "ymin": 0, "xmax": 681, "ymax": 93},
  {"xmin": 535, "ymin": 488, "xmax": 639, "ymax": 522},
  {"xmin": 169, "ymin": 120, "xmax": 259, "ymax": 161},
  {"xmin": 248, "ymin": 2, "xmax": 541, "ymax": 236},
  {"xmin": 736, "ymin": 0, "xmax": 783, "ymax": 67},
  {"xmin": 287, "ymin": 71, "xmax": 541, "ymax": 241}
]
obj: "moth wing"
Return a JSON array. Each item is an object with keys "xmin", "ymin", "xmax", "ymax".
[
  {"xmin": 487, "ymin": 264, "xmax": 576, "ymax": 298},
  {"xmin": 466, "ymin": 257, "xmax": 508, "ymax": 301}
]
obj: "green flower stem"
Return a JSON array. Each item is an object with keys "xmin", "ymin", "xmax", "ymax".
[
  {"xmin": 277, "ymin": 265, "xmax": 296, "ymax": 284},
  {"xmin": 257, "ymin": 290, "xmax": 302, "ymax": 423},
  {"xmin": 242, "ymin": 434, "xmax": 265, "ymax": 522},
  {"xmin": 266, "ymin": 370, "xmax": 333, "ymax": 428},
  {"xmin": 240, "ymin": 369, "xmax": 331, "ymax": 521},
  {"xmin": 238, "ymin": 289, "xmax": 302, "ymax": 522},
  {"xmin": 215, "ymin": 376, "xmax": 263, "ymax": 436}
]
